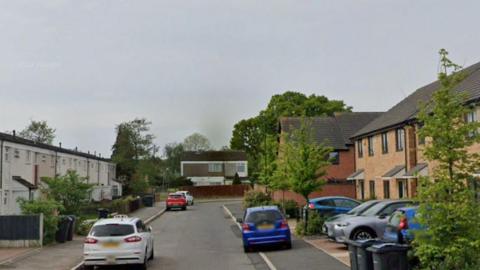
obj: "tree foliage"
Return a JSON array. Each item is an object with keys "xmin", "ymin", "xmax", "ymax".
[
  {"xmin": 230, "ymin": 91, "xmax": 350, "ymax": 183},
  {"xmin": 415, "ymin": 49, "xmax": 480, "ymax": 270},
  {"xmin": 42, "ymin": 170, "xmax": 93, "ymax": 216},
  {"xmin": 19, "ymin": 120, "xmax": 56, "ymax": 144},
  {"xmin": 163, "ymin": 142, "xmax": 185, "ymax": 177},
  {"xmin": 183, "ymin": 132, "xmax": 212, "ymax": 151},
  {"xmin": 19, "ymin": 198, "xmax": 64, "ymax": 244}
]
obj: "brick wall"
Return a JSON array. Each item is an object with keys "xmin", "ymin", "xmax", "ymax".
[
  {"xmin": 180, "ymin": 185, "xmax": 251, "ymax": 198},
  {"xmin": 326, "ymin": 146, "xmax": 355, "ymax": 180}
]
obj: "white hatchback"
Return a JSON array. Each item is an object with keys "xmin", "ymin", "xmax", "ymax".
[
  {"xmin": 83, "ymin": 215, "xmax": 154, "ymax": 270},
  {"xmin": 176, "ymin": 191, "xmax": 194, "ymax": 205}
]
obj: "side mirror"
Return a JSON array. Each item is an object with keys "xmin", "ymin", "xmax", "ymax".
[
  {"xmin": 148, "ymin": 226, "xmax": 153, "ymax": 232},
  {"xmin": 379, "ymin": 214, "xmax": 388, "ymax": 220},
  {"xmin": 236, "ymin": 218, "xmax": 243, "ymax": 223}
]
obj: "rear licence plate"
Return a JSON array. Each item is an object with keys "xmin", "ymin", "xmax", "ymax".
[
  {"xmin": 258, "ymin": 224, "xmax": 274, "ymax": 230},
  {"xmin": 103, "ymin": 242, "xmax": 119, "ymax": 248},
  {"xmin": 106, "ymin": 255, "xmax": 115, "ymax": 263}
]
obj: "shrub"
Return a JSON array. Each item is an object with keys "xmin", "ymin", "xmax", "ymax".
[
  {"xmin": 19, "ymin": 198, "xmax": 64, "ymax": 244},
  {"xmin": 76, "ymin": 217, "xmax": 96, "ymax": 236},
  {"xmin": 295, "ymin": 210, "xmax": 324, "ymax": 236},
  {"xmin": 243, "ymin": 190, "xmax": 272, "ymax": 208},
  {"xmin": 276, "ymin": 199, "xmax": 299, "ymax": 218}
]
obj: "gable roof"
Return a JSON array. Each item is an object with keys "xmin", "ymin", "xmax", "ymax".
[
  {"xmin": 279, "ymin": 112, "xmax": 383, "ymax": 150},
  {"xmin": 353, "ymin": 61, "xmax": 480, "ymax": 138},
  {"xmin": 181, "ymin": 151, "xmax": 247, "ymax": 162}
]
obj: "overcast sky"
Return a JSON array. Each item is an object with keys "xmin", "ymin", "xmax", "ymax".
[{"xmin": 1, "ymin": 1, "xmax": 479, "ymax": 157}]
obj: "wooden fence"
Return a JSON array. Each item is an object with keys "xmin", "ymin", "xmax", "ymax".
[{"xmin": 0, "ymin": 214, "xmax": 43, "ymax": 247}]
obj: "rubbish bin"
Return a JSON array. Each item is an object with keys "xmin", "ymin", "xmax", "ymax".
[
  {"xmin": 367, "ymin": 243, "xmax": 409, "ymax": 270},
  {"xmin": 142, "ymin": 195, "xmax": 154, "ymax": 207},
  {"xmin": 66, "ymin": 215, "xmax": 76, "ymax": 241},
  {"xmin": 98, "ymin": 208, "xmax": 109, "ymax": 219},
  {"xmin": 349, "ymin": 239, "xmax": 385, "ymax": 270},
  {"xmin": 55, "ymin": 216, "xmax": 71, "ymax": 243},
  {"xmin": 345, "ymin": 240, "xmax": 359, "ymax": 270}
]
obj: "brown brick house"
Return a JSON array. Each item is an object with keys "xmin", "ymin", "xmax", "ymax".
[
  {"xmin": 181, "ymin": 151, "xmax": 248, "ymax": 186},
  {"xmin": 350, "ymin": 61, "xmax": 480, "ymax": 200},
  {"xmin": 272, "ymin": 112, "xmax": 382, "ymax": 204}
]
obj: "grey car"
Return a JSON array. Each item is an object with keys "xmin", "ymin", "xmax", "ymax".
[
  {"xmin": 322, "ymin": 200, "xmax": 381, "ymax": 240},
  {"xmin": 332, "ymin": 200, "xmax": 413, "ymax": 243}
]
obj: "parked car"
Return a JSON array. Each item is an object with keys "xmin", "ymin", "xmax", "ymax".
[
  {"xmin": 332, "ymin": 200, "xmax": 414, "ymax": 243},
  {"xmin": 307, "ymin": 196, "xmax": 361, "ymax": 217},
  {"xmin": 166, "ymin": 193, "xmax": 187, "ymax": 211},
  {"xmin": 83, "ymin": 215, "xmax": 154, "ymax": 270},
  {"xmin": 176, "ymin": 190, "xmax": 194, "ymax": 205},
  {"xmin": 323, "ymin": 200, "xmax": 381, "ymax": 239},
  {"xmin": 383, "ymin": 206, "xmax": 420, "ymax": 244},
  {"xmin": 238, "ymin": 205, "xmax": 292, "ymax": 252}
]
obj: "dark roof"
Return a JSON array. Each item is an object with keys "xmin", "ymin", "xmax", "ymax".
[
  {"xmin": 13, "ymin": 176, "xmax": 37, "ymax": 189},
  {"xmin": 279, "ymin": 112, "xmax": 383, "ymax": 150},
  {"xmin": 0, "ymin": 132, "xmax": 111, "ymax": 162},
  {"xmin": 353, "ymin": 61, "xmax": 480, "ymax": 138},
  {"xmin": 382, "ymin": 165, "xmax": 406, "ymax": 178},
  {"xmin": 181, "ymin": 151, "xmax": 247, "ymax": 162},
  {"xmin": 403, "ymin": 163, "xmax": 428, "ymax": 177}
]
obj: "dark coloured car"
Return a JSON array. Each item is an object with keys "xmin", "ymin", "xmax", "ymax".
[{"xmin": 307, "ymin": 196, "xmax": 361, "ymax": 217}]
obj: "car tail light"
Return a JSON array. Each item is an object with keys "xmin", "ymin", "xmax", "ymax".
[
  {"xmin": 124, "ymin": 236, "xmax": 142, "ymax": 243},
  {"xmin": 398, "ymin": 217, "xmax": 409, "ymax": 230},
  {"xmin": 242, "ymin": 223, "xmax": 250, "ymax": 231},
  {"xmin": 84, "ymin": 237, "xmax": 98, "ymax": 244},
  {"xmin": 308, "ymin": 203, "xmax": 315, "ymax": 209},
  {"xmin": 280, "ymin": 219, "xmax": 289, "ymax": 229}
]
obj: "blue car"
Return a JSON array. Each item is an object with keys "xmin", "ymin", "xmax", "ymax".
[
  {"xmin": 307, "ymin": 196, "xmax": 361, "ymax": 217},
  {"xmin": 239, "ymin": 206, "xmax": 292, "ymax": 252},
  {"xmin": 383, "ymin": 206, "xmax": 421, "ymax": 244}
]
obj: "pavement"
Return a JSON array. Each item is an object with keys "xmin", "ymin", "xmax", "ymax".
[
  {"xmin": 0, "ymin": 202, "xmax": 165, "ymax": 270},
  {"xmin": 224, "ymin": 202, "xmax": 349, "ymax": 270}
]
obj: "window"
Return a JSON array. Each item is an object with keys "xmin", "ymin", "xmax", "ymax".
[
  {"xmin": 381, "ymin": 132, "xmax": 388, "ymax": 154},
  {"xmin": 368, "ymin": 136, "xmax": 374, "ymax": 156},
  {"xmin": 5, "ymin": 147, "xmax": 10, "ymax": 162},
  {"xmin": 14, "ymin": 149, "xmax": 20, "ymax": 159},
  {"xmin": 334, "ymin": 199, "xmax": 359, "ymax": 208},
  {"xmin": 396, "ymin": 128, "xmax": 405, "ymax": 151},
  {"xmin": 26, "ymin": 150, "xmax": 31, "ymax": 163},
  {"xmin": 136, "ymin": 220, "xmax": 146, "ymax": 233},
  {"xmin": 62, "ymin": 159, "xmax": 66, "ymax": 165},
  {"xmin": 379, "ymin": 202, "xmax": 410, "ymax": 216},
  {"xmin": 236, "ymin": 163, "xmax": 246, "ymax": 173},
  {"xmin": 357, "ymin": 140, "xmax": 363, "ymax": 158},
  {"xmin": 369, "ymin": 180, "xmax": 376, "ymax": 199},
  {"xmin": 383, "ymin": 180, "xmax": 390, "ymax": 199},
  {"xmin": 208, "ymin": 163, "xmax": 222, "ymax": 172},
  {"xmin": 466, "ymin": 111, "xmax": 478, "ymax": 137},
  {"xmin": 329, "ymin": 151, "xmax": 340, "ymax": 165},
  {"xmin": 90, "ymin": 224, "xmax": 134, "ymax": 237},
  {"xmin": 317, "ymin": 200, "xmax": 335, "ymax": 207}
]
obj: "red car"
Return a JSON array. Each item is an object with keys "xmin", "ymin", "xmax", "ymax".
[{"xmin": 166, "ymin": 193, "xmax": 187, "ymax": 211}]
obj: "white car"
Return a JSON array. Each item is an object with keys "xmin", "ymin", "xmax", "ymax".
[
  {"xmin": 83, "ymin": 215, "xmax": 154, "ymax": 270},
  {"xmin": 176, "ymin": 191, "xmax": 194, "ymax": 205}
]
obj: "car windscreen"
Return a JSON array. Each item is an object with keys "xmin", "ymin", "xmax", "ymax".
[
  {"xmin": 245, "ymin": 210, "xmax": 282, "ymax": 225},
  {"xmin": 90, "ymin": 224, "xmax": 135, "ymax": 237},
  {"xmin": 347, "ymin": 201, "xmax": 379, "ymax": 215},
  {"xmin": 360, "ymin": 202, "xmax": 391, "ymax": 216}
]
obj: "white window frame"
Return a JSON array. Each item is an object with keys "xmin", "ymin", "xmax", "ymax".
[{"xmin": 208, "ymin": 163, "xmax": 223, "ymax": 173}]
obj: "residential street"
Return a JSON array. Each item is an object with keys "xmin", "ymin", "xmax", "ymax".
[{"xmin": 101, "ymin": 201, "xmax": 348, "ymax": 270}]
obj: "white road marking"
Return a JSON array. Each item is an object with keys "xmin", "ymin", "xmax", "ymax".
[{"xmin": 222, "ymin": 204, "xmax": 278, "ymax": 270}]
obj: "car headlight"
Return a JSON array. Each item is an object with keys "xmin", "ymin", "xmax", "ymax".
[{"xmin": 336, "ymin": 222, "xmax": 350, "ymax": 227}]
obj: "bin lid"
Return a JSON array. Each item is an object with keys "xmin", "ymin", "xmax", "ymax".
[
  {"xmin": 349, "ymin": 239, "xmax": 384, "ymax": 248},
  {"xmin": 367, "ymin": 243, "xmax": 410, "ymax": 253}
]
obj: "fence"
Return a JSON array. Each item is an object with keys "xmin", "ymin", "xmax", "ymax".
[
  {"xmin": 180, "ymin": 185, "xmax": 251, "ymax": 198},
  {"xmin": 0, "ymin": 214, "xmax": 43, "ymax": 247}
]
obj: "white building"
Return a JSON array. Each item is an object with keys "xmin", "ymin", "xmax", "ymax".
[{"xmin": 0, "ymin": 132, "xmax": 120, "ymax": 215}]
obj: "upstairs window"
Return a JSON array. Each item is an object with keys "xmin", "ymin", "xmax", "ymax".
[
  {"xmin": 396, "ymin": 128, "xmax": 405, "ymax": 151},
  {"xmin": 236, "ymin": 163, "xmax": 246, "ymax": 173},
  {"xmin": 357, "ymin": 140, "xmax": 363, "ymax": 158},
  {"xmin": 381, "ymin": 132, "xmax": 389, "ymax": 154},
  {"xmin": 329, "ymin": 151, "xmax": 340, "ymax": 165},
  {"xmin": 465, "ymin": 111, "xmax": 478, "ymax": 137},
  {"xmin": 26, "ymin": 150, "xmax": 31, "ymax": 163},
  {"xmin": 368, "ymin": 136, "xmax": 374, "ymax": 156},
  {"xmin": 208, "ymin": 163, "xmax": 222, "ymax": 173}
]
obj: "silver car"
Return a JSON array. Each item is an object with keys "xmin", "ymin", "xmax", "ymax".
[
  {"xmin": 322, "ymin": 200, "xmax": 381, "ymax": 240},
  {"xmin": 332, "ymin": 200, "xmax": 413, "ymax": 243}
]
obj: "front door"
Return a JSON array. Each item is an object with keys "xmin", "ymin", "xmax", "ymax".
[
  {"xmin": 359, "ymin": 180, "xmax": 365, "ymax": 200},
  {"xmin": 398, "ymin": 180, "xmax": 408, "ymax": 198}
]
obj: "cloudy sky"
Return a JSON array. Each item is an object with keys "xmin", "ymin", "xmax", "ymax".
[{"xmin": 0, "ymin": 0, "xmax": 479, "ymax": 157}]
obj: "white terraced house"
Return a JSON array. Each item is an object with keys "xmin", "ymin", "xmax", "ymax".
[{"xmin": 0, "ymin": 132, "xmax": 121, "ymax": 215}]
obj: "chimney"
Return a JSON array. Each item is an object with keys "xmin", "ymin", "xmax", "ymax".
[
  {"xmin": 94, "ymin": 151, "xmax": 96, "ymax": 156},
  {"xmin": 75, "ymin": 147, "xmax": 78, "ymax": 151},
  {"xmin": 88, "ymin": 151, "xmax": 90, "ymax": 154},
  {"xmin": 59, "ymin": 142, "xmax": 62, "ymax": 148},
  {"xmin": 12, "ymin": 130, "xmax": 16, "ymax": 137}
]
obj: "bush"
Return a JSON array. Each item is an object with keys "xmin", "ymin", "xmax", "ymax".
[
  {"xmin": 295, "ymin": 210, "xmax": 324, "ymax": 236},
  {"xmin": 76, "ymin": 218, "xmax": 96, "ymax": 236},
  {"xmin": 275, "ymin": 199, "xmax": 299, "ymax": 218},
  {"xmin": 18, "ymin": 198, "xmax": 64, "ymax": 244},
  {"xmin": 243, "ymin": 190, "xmax": 272, "ymax": 208}
]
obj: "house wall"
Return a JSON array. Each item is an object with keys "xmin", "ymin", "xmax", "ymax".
[
  {"xmin": 181, "ymin": 161, "xmax": 248, "ymax": 186},
  {"xmin": 326, "ymin": 147, "xmax": 355, "ymax": 180}
]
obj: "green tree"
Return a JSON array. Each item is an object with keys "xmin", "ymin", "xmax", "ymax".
[
  {"xmin": 19, "ymin": 198, "xmax": 63, "ymax": 243},
  {"xmin": 163, "ymin": 142, "xmax": 184, "ymax": 177},
  {"xmin": 19, "ymin": 120, "xmax": 56, "ymax": 144},
  {"xmin": 42, "ymin": 171, "xmax": 93, "ymax": 216},
  {"xmin": 415, "ymin": 49, "xmax": 480, "ymax": 270},
  {"xmin": 258, "ymin": 134, "xmax": 279, "ymax": 190},
  {"xmin": 280, "ymin": 118, "xmax": 332, "ymax": 230},
  {"xmin": 183, "ymin": 133, "xmax": 212, "ymax": 151},
  {"xmin": 230, "ymin": 91, "xmax": 350, "ymax": 183},
  {"xmin": 232, "ymin": 173, "xmax": 242, "ymax": 185}
]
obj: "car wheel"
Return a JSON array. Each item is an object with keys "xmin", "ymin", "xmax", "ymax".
[
  {"xmin": 243, "ymin": 246, "xmax": 251, "ymax": 253},
  {"xmin": 166, "ymin": 207, "xmax": 170, "ymax": 211},
  {"xmin": 149, "ymin": 246, "xmax": 154, "ymax": 260},
  {"xmin": 285, "ymin": 241, "xmax": 292, "ymax": 250},
  {"xmin": 182, "ymin": 206, "xmax": 187, "ymax": 211},
  {"xmin": 83, "ymin": 265, "xmax": 94, "ymax": 270},
  {"xmin": 138, "ymin": 250, "xmax": 148, "ymax": 270},
  {"xmin": 352, "ymin": 228, "xmax": 375, "ymax": 240}
]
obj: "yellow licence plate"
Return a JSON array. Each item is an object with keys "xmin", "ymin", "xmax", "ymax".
[
  {"xmin": 103, "ymin": 242, "xmax": 119, "ymax": 248},
  {"xmin": 258, "ymin": 224, "xmax": 274, "ymax": 230}
]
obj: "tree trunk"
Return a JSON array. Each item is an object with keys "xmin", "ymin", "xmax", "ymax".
[{"xmin": 304, "ymin": 196, "xmax": 309, "ymax": 233}]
